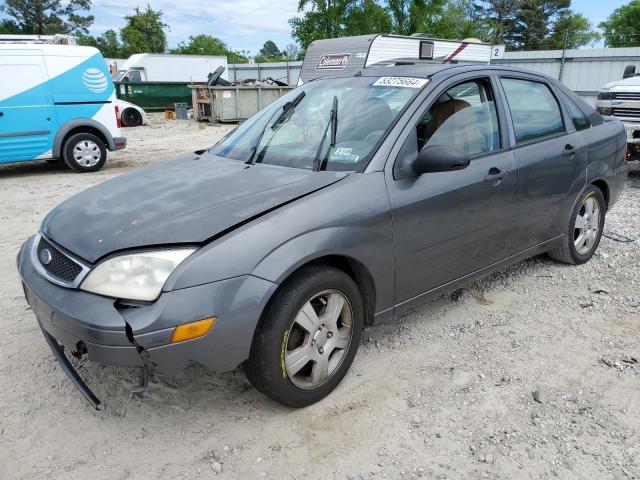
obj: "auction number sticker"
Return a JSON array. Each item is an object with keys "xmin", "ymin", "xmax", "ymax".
[{"xmin": 372, "ymin": 77, "xmax": 428, "ymax": 88}]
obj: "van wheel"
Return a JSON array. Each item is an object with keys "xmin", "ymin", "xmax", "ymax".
[
  {"xmin": 62, "ymin": 133, "xmax": 107, "ymax": 173},
  {"xmin": 548, "ymin": 186, "xmax": 606, "ymax": 265},
  {"xmin": 121, "ymin": 108, "xmax": 143, "ymax": 127},
  {"xmin": 244, "ymin": 265, "xmax": 363, "ymax": 407}
]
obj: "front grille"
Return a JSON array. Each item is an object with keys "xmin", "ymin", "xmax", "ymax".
[
  {"xmin": 613, "ymin": 108, "xmax": 640, "ymax": 119},
  {"xmin": 614, "ymin": 92, "xmax": 640, "ymax": 101},
  {"xmin": 36, "ymin": 237, "xmax": 83, "ymax": 283}
]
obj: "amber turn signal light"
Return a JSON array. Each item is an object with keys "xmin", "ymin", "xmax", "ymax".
[{"xmin": 171, "ymin": 317, "xmax": 216, "ymax": 343}]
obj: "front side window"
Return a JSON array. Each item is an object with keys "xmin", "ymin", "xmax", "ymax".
[
  {"xmin": 415, "ymin": 79, "xmax": 501, "ymax": 156},
  {"xmin": 500, "ymin": 78, "xmax": 564, "ymax": 144},
  {"xmin": 209, "ymin": 76, "xmax": 423, "ymax": 171}
]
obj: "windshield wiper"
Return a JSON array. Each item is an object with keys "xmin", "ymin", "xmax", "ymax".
[
  {"xmin": 246, "ymin": 92, "xmax": 305, "ymax": 165},
  {"xmin": 312, "ymin": 95, "xmax": 338, "ymax": 171},
  {"xmin": 271, "ymin": 91, "xmax": 305, "ymax": 130}
]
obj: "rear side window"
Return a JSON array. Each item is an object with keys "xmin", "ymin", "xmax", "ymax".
[
  {"xmin": 556, "ymin": 90, "xmax": 591, "ymax": 131},
  {"xmin": 500, "ymin": 78, "xmax": 564, "ymax": 144}
]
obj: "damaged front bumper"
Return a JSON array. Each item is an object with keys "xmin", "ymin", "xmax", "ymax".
[{"xmin": 17, "ymin": 235, "xmax": 278, "ymax": 408}]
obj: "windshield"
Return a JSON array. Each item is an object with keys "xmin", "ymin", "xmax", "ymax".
[
  {"xmin": 209, "ymin": 76, "xmax": 425, "ymax": 171},
  {"xmin": 113, "ymin": 70, "xmax": 126, "ymax": 82}
]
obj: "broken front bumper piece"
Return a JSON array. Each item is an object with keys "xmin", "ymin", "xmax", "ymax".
[{"xmin": 17, "ymin": 235, "xmax": 278, "ymax": 408}]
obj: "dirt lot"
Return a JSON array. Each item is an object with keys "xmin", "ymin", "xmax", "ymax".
[{"xmin": 1, "ymin": 115, "xmax": 638, "ymax": 480}]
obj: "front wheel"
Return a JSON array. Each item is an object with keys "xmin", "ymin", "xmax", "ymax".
[
  {"xmin": 245, "ymin": 265, "xmax": 363, "ymax": 407},
  {"xmin": 548, "ymin": 186, "xmax": 606, "ymax": 265},
  {"xmin": 62, "ymin": 133, "xmax": 107, "ymax": 173}
]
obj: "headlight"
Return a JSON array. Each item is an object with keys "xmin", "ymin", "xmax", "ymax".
[
  {"xmin": 80, "ymin": 248, "xmax": 196, "ymax": 301},
  {"xmin": 597, "ymin": 91, "xmax": 614, "ymax": 101}
]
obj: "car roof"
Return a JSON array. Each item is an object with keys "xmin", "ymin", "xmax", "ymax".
[{"xmin": 322, "ymin": 63, "xmax": 551, "ymax": 81}]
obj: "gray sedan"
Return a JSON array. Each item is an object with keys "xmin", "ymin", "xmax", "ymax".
[{"xmin": 17, "ymin": 64, "xmax": 628, "ymax": 408}]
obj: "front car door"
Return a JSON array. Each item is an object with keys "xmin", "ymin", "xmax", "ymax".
[
  {"xmin": 385, "ymin": 73, "xmax": 517, "ymax": 313},
  {"xmin": 496, "ymin": 74, "xmax": 587, "ymax": 249},
  {"xmin": 0, "ymin": 50, "xmax": 56, "ymax": 163}
]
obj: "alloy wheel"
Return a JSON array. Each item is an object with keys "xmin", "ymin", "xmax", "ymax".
[
  {"xmin": 284, "ymin": 290, "xmax": 353, "ymax": 389},
  {"xmin": 574, "ymin": 196, "xmax": 601, "ymax": 255}
]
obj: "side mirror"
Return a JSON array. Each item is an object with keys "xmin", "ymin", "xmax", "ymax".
[
  {"xmin": 623, "ymin": 65, "xmax": 636, "ymax": 79},
  {"xmin": 413, "ymin": 145, "xmax": 470, "ymax": 175}
]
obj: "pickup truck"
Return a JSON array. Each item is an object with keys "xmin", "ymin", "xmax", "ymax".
[{"xmin": 596, "ymin": 65, "xmax": 640, "ymax": 160}]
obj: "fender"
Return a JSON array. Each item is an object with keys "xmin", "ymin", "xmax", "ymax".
[
  {"xmin": 251, "ymin": 226, "xmax": 395, "ymax": 319},
  {"xmin": 52, "ymin": 118, "xmax": 115, "ymax": 158}
]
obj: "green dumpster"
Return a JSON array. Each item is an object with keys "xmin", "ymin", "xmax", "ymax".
[{"xmin": 114, "ymin": 82, "xmax": 194, "ymax": 111}]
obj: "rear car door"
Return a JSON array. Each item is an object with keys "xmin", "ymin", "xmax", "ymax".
[
  {"xmin": 0, "ymin": 51, "xmax": 55, "ymax": 163},
  {"xmin": 497, "ymin": 75, "xmax": 587, "ymax": 250},
  {"xmin": 385, "ymin": 74, "xmax": 517, "ymax": 308}
]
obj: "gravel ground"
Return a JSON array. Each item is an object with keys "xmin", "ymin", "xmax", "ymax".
[{"xmin": 0, "ymin": 115, "xmax": 638, "ymax": 480}]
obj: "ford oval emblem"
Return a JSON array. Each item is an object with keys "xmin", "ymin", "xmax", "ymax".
[{"xmin": 40, "ymin": 248, "xmax": 53, "ymax": 265}]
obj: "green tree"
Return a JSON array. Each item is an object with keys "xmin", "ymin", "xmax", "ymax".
[
  {"xmin": 344, "ymin": 0, "xmax": 392, "ymax": 36},
  {"xmin": 472, "ymin": 0, "xmax": 519, "ymax": 46},
  {"xmin": 258, "ymin": 40, "xmax": 282, "ymax": 58},
  {"xmin": 387, "ymin": 0, "xmax": 447, "ymax": 36},
  {"xmin": 429, "ymin": 0, "xmax": 479, "ymax": 39},
  {"xmin": 77, "ymin": 29, "xmax": 123, "ymax": 57},
  {"xmin": 172, "ymin": 35, "xmax": 229, "ymax": 55},
  {"xmin": 546, "ymin": 11, "xmax": 600, "ymax": 49},
  {"xmin": 290, "ymin": 0, "xmax": 352, "ymax": 48},
  {"xmin": 599, "ymin": 0, "xmax": 640, "ymax": 48},
  {"xmin": 0, "ymin": 18, "xmax": 21, "ymax": 33},
  {"xmin": 119, "ymin": 5, "xmax": 167, "ymax": 56},
  {"xmin": 510, "ymin": 0, "xmax": 570, "ymax": 50},
  {"xmin": 0, "ymin": 0, "xmax": 94, "ymax": 34}
]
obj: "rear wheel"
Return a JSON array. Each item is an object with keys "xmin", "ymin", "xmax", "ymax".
[
  {"xmin": 62, "ymin": 133, "xmax": 107, "ymax": 173},
  {"xmin": 548, "ymin": 186, "xmax": 605, "ymax": 265},
  {"xmin": 245, "ymin": 265, "xmax": 363, "ymax": 407},
  {"xmin": 121, "ymin": 107, "xmax": 143, "ymax": 127}
]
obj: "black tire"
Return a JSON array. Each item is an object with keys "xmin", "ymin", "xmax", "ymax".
[
  {"xmin": 548, "ymin": 185, "xmax": 606, "ymax": 265},
  {"xmin": 62, "ymin": 132, "xmax": 107, "ymax": 173},
  {"xmin": 121, "ymin": 107, "xmax": 143, "ymax": 127},
  {"xmin": 245, "ymin": 265, "xmax": 364, "ymax": 408}
]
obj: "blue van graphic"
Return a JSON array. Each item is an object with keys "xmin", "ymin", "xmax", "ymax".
[{"xmin": 0, "ymin": 44, "xmax": 126, "ymax": 172}]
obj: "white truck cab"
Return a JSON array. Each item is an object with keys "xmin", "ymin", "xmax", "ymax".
[
  {"xmin": 596, "ymin": 66, "xmax": 640, "ymax": 160},
  {"xmin": 112, "ymin": 53, "xmax": 228, "ymax": 83},
  {"xmin": 0, "ymin": 43, "xmax": 125, "ymax": 172}
]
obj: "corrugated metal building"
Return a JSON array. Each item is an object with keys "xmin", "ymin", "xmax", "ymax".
[
  {"xmin": 228, "ymin": 61, "xmax": 303, "ymax": 85},
  {"xmin": 493, "ymin": 47, "xmax": 640, "ymax": 105}
]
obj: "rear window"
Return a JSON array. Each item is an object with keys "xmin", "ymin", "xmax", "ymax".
[{"xmin": 500, "ymin": 78, "xmax": 565, "ymax": 144}]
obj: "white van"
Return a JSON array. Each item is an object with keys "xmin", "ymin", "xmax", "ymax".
[{"xmin": 0, "ymin": 44, "xmax": 125, "ymax": 172}]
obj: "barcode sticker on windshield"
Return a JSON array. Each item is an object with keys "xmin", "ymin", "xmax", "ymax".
[{"xmin": 372, "ymin": 77, "xmax": 428, "ymax": 88}]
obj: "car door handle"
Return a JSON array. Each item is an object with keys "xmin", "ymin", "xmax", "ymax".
[
  {"xmin": 0, "ymin": 112, "xmax": 4, "ymax": 117},
  {"xmin": 484, "ymin": 167, "xmax": 507, "ymax": 184},
  {"xmin": 563, "ymin": 144, "xmax": 577, "ymax": 156}
]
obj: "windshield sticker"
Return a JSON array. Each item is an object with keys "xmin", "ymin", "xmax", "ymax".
[
  {"xmin": 372, "ymin": 77, "xmax": 428, "ymax": 88},
  {"xmin": 316, "ymin": 53, "xmax": 351, "ymax": 71},
  {"xmin": 331, "ymin": 147, "xmax": 360, "ymax": 163}
]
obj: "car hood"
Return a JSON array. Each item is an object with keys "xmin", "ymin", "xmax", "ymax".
[
  {"xmin": 602, "ymin": 76, "xmax": 640, "ymax": 90},
  {"xmin": 43, "ymin": 154, "xmax": 347, "ymax": 263}
]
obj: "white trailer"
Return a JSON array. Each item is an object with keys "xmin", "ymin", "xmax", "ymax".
[
  {"xmin": 113, "ymin": 53, "xmax": 228, "ymax": 83},
  {"xmin": 299, "ymin": 34, "xmax": 501, "ymax": 84}
]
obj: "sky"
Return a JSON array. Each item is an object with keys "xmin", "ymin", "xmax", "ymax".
[{"xmin": 12, "ymin": 0, "xmax": 638, "ymax": 55}]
